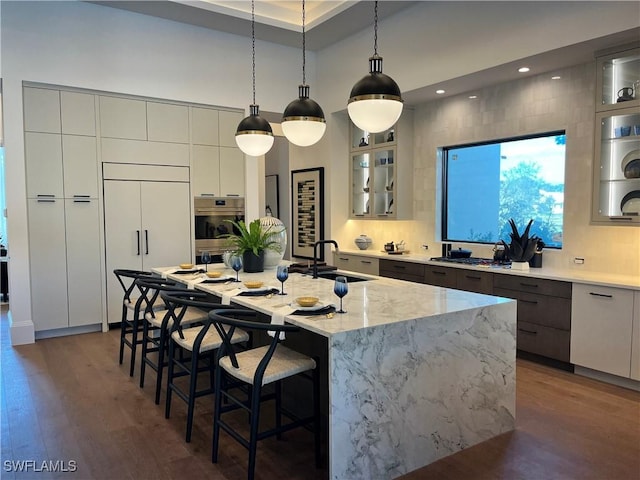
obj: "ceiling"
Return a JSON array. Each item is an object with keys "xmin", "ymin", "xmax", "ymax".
[{"xmin": 90, "ymin": 1, "xmax": 640, "ymax": 106}]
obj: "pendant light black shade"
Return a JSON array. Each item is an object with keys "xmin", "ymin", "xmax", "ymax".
[
  {"xmin": 281, "ymin": 0, "xmax": 326, "ymax": 147},
  {"xmin": 235, "ymin": 0, "xmax": 274, "ymax": 156},
  {"xmin": 347, "ymin": 2, "xmax": 403, "ymax": 133}
]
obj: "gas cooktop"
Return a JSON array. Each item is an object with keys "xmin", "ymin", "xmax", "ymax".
[{"xmin": 430, "ymin": 256, "xmax": 512, "ymax": 266}]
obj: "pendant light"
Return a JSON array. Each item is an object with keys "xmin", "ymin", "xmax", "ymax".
[
  {"xmin": 235, "ymin": 0, "xmax": 274, "ymax": 157},
  {"xmin": 281, "ymin": 0, "xmax": 326, "ymax": 147},
  {"xmin": 347, "ymin": 1, "xmax": 403, "ymax": 133}
]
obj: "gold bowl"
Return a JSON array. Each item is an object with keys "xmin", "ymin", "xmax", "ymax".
[
  {"xmin": 179, "ymin": 263, "xmax": 194, "ymax": 269},
  {"xmin": 243, "ymin": 281, "xmax": 264, "ymax": 289},
  {"xmin": 296, "ymin": 296, "xmax": 319, "ymax": 307},
  {"xmin": 206, "ymin": 271, "xmax": 222, "ymax": 278}
]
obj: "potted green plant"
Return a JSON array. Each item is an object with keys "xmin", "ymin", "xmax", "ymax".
[
  {"xmin": 504, "ymin": 218, "xmax": 541, "ymax": 271},
  {"xmin": 222, "ymin": 219, "xmax": 284, "ymax": 273}
]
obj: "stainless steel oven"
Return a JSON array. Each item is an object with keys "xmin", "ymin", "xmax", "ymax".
[{"xmin": 194, "ymin": 197, "xmax": 245, "ymax": 262}]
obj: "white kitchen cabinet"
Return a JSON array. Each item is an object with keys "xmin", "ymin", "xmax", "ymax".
[
  {"xmin": 571, "ymin": 283, "xmax": 635, "ymax": 378},
  {"xmin": 23, "ymin": 87, "xmax": 61, "ymax": 134},
  {"xmin": 27, "ymin": 198, "xmax": 69, "ymax": 331},
  {"xmin": 192, "ymin": 107, "xmax": 219, "ymax": 146},
  {"xmin": 333, "ymin": 252, "xmax": 379, "ymax": 276},
  {"xmin": 632, "ymin": 292, "xmax": 640, "ymax": 381},
  {"xmin": 103, "ymin": 180, "xmax": 191, "ymax": 324},
  {"xmin": 62, "ymin": 135, "xmax": 98, "ymax": 198},
  {"xmin": 192, "ymin": 145, "xmax": 220, "ymax": 196},
  {"xmin": 99, "ymin": 96, "xmax": 147, "ymax": 140},
  {"xmin": 61, "ymin": 91, "xmax": 96, "ymax": 136},
  {"xmin": 219, "ymin": 110, "xmax": 244, "ymax": 147},
  {"xmin": 25, "ymin": 132, "xmax": 63, "ymax": 198},
  {"xmin": 65, "ymin": 198, "xmax": 102, "ymax": 327},
  {"xmin": 219, "ymin": 147, "xmax": 245, "ymax": 197},
  {"xmin": 147, "ymin": 102, "xmax": 189, "ymax": 144},
  {"xmin": 101, "ymin": 138, "xmax": 190, "ymax": 166}
]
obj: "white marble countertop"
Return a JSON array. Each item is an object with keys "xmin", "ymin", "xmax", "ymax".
[
  {"xmin": 152, "ymin": 264, "xmax": 513, "ymax": 338},
  {"xmin": 338, "ymin": 249, "xmax": 640, "ymax": 290}
]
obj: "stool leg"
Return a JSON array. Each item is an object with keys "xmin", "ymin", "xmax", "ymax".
[
  {"xmin": 139, "ymin": 319, "xmax": 149, "ymax": 388},
  {"xmin": 247, "ymin": 383, "xmax": 262, "ymax": 480},
  {"xmin": 165, "ymin": 338, "xmax": 176, "ymax": 419},
  {"xmin": 212, "ymin": 364, "xmax": 223, "ymax": 464},
  {"xmin": 275, "ymin": 380, "xmax": 282, "ymax": 440},
  {"xmin": 185, "ymin": 350, "xmax": 199, "ymax": 443},
  {"xmin": 119, "ymin": 305, "xmax": 127, "ymax": 365},
  {"xmin": 154, "ymin": 328, "xmax": 167, "ymax": 405},
  {"xmin": 129, "ymin": 316, "xmax": 139, "ymax": 377}
]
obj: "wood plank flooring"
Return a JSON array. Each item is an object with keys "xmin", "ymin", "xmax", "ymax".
[{"xmin": 1, "ymin": 304, "xmax": 639, "ymax": 479}]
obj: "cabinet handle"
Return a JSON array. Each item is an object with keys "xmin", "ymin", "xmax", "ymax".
[
  {"xmin": 200, "ymin": 193, "xmax": 215, "ymax": 197},
  {"xmin": 145, "ymin": 230, "xmax": 149, "ymax": 255},
  {"xmin": 136, "ymin": 230, "xmax": 141, "ymax": 256},
  {"xmin": 518, "ymin": 328, "xmax": 538, "ymax": 335},
  {"xmin": 73, "ymin": 194, "xmax": 91, "ymax": 198},
  {"xmin": 393, "ymin": 265, "xmax": 407, "ymax": 270},
  {"xmin": 608, "ymin": 216, "xmax": 633, "ymax": 221},
  {"xmin": 354, "ymin": 214, "xmax": 365, "ymax": 217},
  {"xmin": 520, "ymin": 299, "xmax": 538, "ymax": 305},
  {"xmin": 338, "ymin": 257, "xmax": 350, "ymax": 261},
  {"xmin": 520, "ymin": 282, "xmax": 539, "ymax": 288},
  {"xmin": 36, "ymin": 194, "xmax": 55, "ymax": 198},
  {"xmin": 376, "ymin": 214, "xmax": 389, "ymax": 217},
  {"xmin": 433, "ymin": 271, "xmax": 446, "ymax": 275},
  {"xmin": 360, "ymin": 260, "xmax": 372, "ymax": 264},
  {"xmin": 465, "ymin": 275, "xmax": 481, "ymax": 280},
  {"xmin": 73, "ymin": 199, "xmax": 91, "ymax": 203},
  {"xmin": 225, "ymin": 194, "xmax": 240, "ymax": 197},
  {"xmin": 37, "ymin": 198, "xmax": 56, "ymax": 203},
  {"xmin": 589, "ymin": 292, "xmax": 613, "ymax": 298}
]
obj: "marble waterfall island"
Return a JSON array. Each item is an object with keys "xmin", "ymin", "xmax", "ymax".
[{"xmin": 155, "ymin": 266, "xmax": 517, "ymax": 479}]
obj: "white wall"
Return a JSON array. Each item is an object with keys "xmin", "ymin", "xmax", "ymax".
[{"xmin": 1, "ymin": 0, "xmax": 311, "ymax": 338}]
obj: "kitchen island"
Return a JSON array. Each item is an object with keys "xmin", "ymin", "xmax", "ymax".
[{"xmin": 154, "ymin": 265, "xmax": 517, "ymax": 479}]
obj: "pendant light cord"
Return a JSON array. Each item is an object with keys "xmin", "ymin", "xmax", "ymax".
[
  {"xmin": 373, "ymin": 0, "xmax": 378, "ymax": 56},
  {"xmin": 302, "ymin": 0, "xmax": 306, "ymax": 84},
  {"xmin": 251, "ymin": 0, "xmax": 256, "ymax": 105}
]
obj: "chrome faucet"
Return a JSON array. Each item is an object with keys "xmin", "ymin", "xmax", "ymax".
[{"xmin": 312, "ymin": 240, "xmax": 339, "ymax": 278}]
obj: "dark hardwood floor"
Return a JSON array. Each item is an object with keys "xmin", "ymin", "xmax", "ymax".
[{"xmin": 1, "ymin": 304, "xmax": 639, "ymax": 479}]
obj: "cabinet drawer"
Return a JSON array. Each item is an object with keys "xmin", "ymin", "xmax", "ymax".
[
  {"xmin": 379, "ymin": 259, "xmax": 424, "ymax": 282},
  {"xmin": 424, "ymin": 264, "xmax": 457, "ymax": 288},
  {"xmin": 517, "ymin": 321, "xmax": 570, "ymax": 363},
  {"xmin": 494, "ymin": 287, "xmax": 571, "ymax": 331},
  {"xmin": 494, "ymin": 274, "xmax": 571, "ymax": 298},
  {"xmin": 456, "ymin": 270, "xmax": 493, "ymax": 294},
  {"xmin": 334, "ymin": 254, "xmax": 379, "ymax": 276}
]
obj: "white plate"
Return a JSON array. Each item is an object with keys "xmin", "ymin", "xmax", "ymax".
[{"xmin": 293, "ymin": 301, "xmax": 327, "ymax": 311}]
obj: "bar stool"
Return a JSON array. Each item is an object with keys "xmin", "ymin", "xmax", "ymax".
[
  {"xmin": 135, "ymin": 277, "xmax": 208, "ymax": 405},
  {"xmin": 113, "ymin": 269, "xmax": 154, "ymax": 376},
  {"xmin": 162, "ymin": 292, "xmax": 250, "ymax": 443},
  {"xmin": 209, "ymin": 308, "xmax": 320, "ymax": 480}
]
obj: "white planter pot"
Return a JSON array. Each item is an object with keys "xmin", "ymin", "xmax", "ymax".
[{"xmin": 511, "ymin": 261, "xmax": 530, "ymax": 271}]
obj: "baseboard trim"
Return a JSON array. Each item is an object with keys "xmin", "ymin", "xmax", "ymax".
[
  {"xmin": 574, "ymin": 366, "xmax": 640, "ymax": 392},
  {"xmin": 9, "ymin": 313, "xmax": 35, "ymax": 345},
  {"xmin": 35, "ymin": 323, "xmax": 102, "ymax": 340}
]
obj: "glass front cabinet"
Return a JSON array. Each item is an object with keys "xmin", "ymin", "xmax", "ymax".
[
  {"xmin": 349, "ymin": 112, "xmax": 413, "ymax": 219},
  {"xmin": 592, "ymin": 45, "xmax": 640, "ymax": 224}
]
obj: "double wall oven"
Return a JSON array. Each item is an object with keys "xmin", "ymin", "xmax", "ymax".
[{"xmin": 194, "ymin": 197, "xmax": 245, "ymax": 263}]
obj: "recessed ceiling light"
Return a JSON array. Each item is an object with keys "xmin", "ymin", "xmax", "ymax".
[
  {"xmin": 436, "ymin": 89, "xmax": 445, "ymax": 94},
  {"xmin": 518, "ymin": 67, "xmax": 530, "ymax": 73},
  {"xmin": 469, "ymin": 95, "xmax": 478, "ymax": 99},
  {"xmin": 551, "ymin": 75, "xmax": 561, "ymax": 80}
]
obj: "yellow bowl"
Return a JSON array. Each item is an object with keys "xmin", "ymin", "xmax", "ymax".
[
  {"xmin": 179, "ymin": 263, "xmax": 194, "ymax": 269},
  {"xmin": 206, "ymin": 271, "xmax": 222, "ymax": 278},
  {"xmin": 296, "ymin": 296, "xmax": 319, "ymax": 308},
  {"xmin": 243, "ymin": 281, "xmax": 264, "ymax": 289}
]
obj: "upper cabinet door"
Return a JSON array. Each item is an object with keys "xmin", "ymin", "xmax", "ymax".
[
  {"xmin": 192, "ymin": 107, "xmax": 219, "ymax": 146},
  {"xmin": 192, "ymin": 145, "xmax": 221, "ymax": 197},
  {"xmin": 62, "ymin": 135, "xmax": 98, "ymax": 198},
  {"xmin": 23, "ymin": 87, "xmax": 61, "ymax": 134},
  {"xmin": 25, "ymin": 132, "xmax": 63, "ymax": 198},
  {"xmin": 99, "ymin": 96, "xmax": 147, "ymax": 140},
  {"xmin": 218, "ymin": 110, "xmax": 244, "ymax": 147},
  {"xmin": 147, "ymin": 102, "xmax": 189, "ymax": 144},
  {"xmin": 219, "ymin": 147, "xmax": 245, "ymax": 197},
  {"xmin": 61, "ymin": 91, "xmax": 96, "ymax": 136}
]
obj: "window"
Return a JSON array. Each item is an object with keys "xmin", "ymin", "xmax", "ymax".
[{"xmin": 442, "ymin": 131, "xmax": 566, "ymax": 248}]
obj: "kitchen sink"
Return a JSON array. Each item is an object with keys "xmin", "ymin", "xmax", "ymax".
[{"xmin": 315, "ymin": 271, "xmax": 373, "ymax": 283}]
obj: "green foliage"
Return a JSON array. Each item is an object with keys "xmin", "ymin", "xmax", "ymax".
[{"xmin": 222, "ymin": 219, "xmax": 284, "ymax": 257}]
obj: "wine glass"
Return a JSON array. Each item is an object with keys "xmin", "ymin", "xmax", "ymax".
[
  {"xmin": 333, "ymin": 276, "xmax": 348, "ymax": 314},
  {"xmin": 276, "ymin": 265, "xmax": 288, "ymax": 295},
  {"xmin": 231, "ymin": 255, "xmax": 242, "ymax": 282},
  {"xmin": 201, "ymin": 251, "xmax": 211, "ymax": 272}
]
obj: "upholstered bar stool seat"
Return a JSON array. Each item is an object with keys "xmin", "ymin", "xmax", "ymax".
[
  {"xmin": 171, "ymin": 325, "xmax": 249, "ymax": 354},
  {"xmin": 145, "ymin": 308, "xmax": 203, "ymax": 329}
]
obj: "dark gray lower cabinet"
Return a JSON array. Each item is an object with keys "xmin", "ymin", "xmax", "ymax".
[
  {"xmin": 424, "ymin": 264, "xmax": 457, "ymax": 288},
  {"xmin": 379, "ymin": 259, "xmax": 425, "ymax": 283}
]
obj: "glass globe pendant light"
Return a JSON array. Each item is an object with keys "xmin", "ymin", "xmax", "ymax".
[
  {"xmin": 347, "ymin": 1, "xmax": 403, "ymax": 133},
  {"xmin": 281, "ymin": 0, "xmax": 326, "ymax": 147},
  {"xmin": 235, "ymin": 0, "xmax": 274, "ymax": 157}
]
